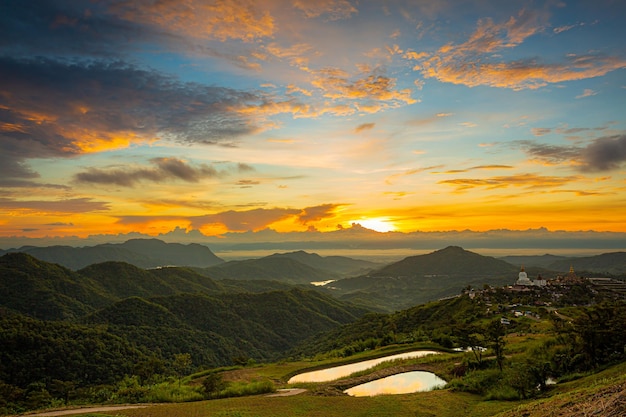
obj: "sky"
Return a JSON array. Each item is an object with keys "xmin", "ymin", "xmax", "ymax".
[{"xmin": 1, "ymin": 0, "xmax": 626, "ymax": 245}]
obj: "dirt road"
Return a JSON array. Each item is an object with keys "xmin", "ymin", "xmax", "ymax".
[{"xmin": 21, "ymin": 405, "xmax": 151, "ymax": 416}]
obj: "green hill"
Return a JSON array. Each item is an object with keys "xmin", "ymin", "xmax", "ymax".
[
  {"xmin": 0, "ymin": 310, "xmax": 150, "ymax": 388},
  {"xmin": 79, "ymin": 262, "xmax": 223, "ymax": 300},
  {"xmin": 0, "ymin": 253, "xmax": 111, "ymax": 319},
  {"xmin": 0, "ymin": 253, "xmax": 370, "ymax": 394},
  {"xmin": 326, "ymin": 247, "xmax": 522, "ymax": 311},
  {"xmin": 264, "ymin": 251, "xmax": 380, "ymax": 276},
  {"xmin": 377, "ymin": 246, "xmax": 519, "ymax": 276},
  {"xmin": 205, "ymin": 256, "xmax": 337, "ymax": 284}
]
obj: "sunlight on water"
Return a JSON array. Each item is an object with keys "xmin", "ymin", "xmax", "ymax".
[
  {"xmin": 288, "ymin": 351, "xmax": 440, "ymax": 383},
  {"xmin": 344, "ymin": 371, "xmax": 446, "ymax": 396}
]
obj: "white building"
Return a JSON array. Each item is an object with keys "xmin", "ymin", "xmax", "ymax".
[{"xmin": 515, "ymin": 266, "xmax": 547, "ymax": 287}]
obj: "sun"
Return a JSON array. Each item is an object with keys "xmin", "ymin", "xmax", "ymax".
[{"xmin": 354, "ymin": 218, "xmax": 395, "ymax": 233}]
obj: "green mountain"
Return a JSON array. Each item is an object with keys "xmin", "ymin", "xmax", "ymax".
[
  {"xmin": 0, "ymin": 253, "xmax": 111, "ymax": 320},
  {"xmin": 0, "ymin": 254, "xmax": 229, "ymax": 320},
  {"xmin": 205, "ymin": 256, "xmax": 338, "ymax": 284},
  {"xmin": 264, "ymin": 250, "xmax": 380, "ymax": 276},
  {"xmin": 0, "ymin": 253, "xmax": 370, "ymax": 391},
  {"xmin": 0, "ymin": 310, "xmax": 151, "ymax": 388},
  {"xmin": 0, "ymin": 238, "xmax": 224, "ymax": 270},
  {"xmin": 326, "ymin": 246, "xmax": 521, "ymax": 311},
  {"xmin": 377, "ymin": 246, "xmax": 519, "ymax": 276},
  {"xmin": 294, "ymin": 294, "xmax": 482, "ymax": 357},
  {"xmin": 78, "ymin": 262, "xmax": 222, "ymax": 300}
]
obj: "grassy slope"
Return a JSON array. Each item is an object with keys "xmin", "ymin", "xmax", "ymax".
[
  {"xmin": 70, "ymin": 333, "xmax": 626, "ymax": 417},
  {"xmin": 81, "ymin": 361, "xmax": 626, "ymax": 417}
]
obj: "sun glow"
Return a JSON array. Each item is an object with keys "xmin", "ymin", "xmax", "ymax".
[{"xmin": 353, "ymin": 218, "xmax": 395, "ymax": 233}]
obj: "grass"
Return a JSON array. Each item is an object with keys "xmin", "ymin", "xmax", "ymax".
[
  {"xmin": 85, "ymin": 390, "xmax": 514, "ymax": 417},
  {"xmin": 60, "ymin": 362, "xmax": 626, "ymax": 417},
  {"xmin": 30, "ymin": 341, "xmax": 626, "ymax": 417}
]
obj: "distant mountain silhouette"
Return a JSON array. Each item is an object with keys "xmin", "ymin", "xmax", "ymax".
[
  {"xmin": 498, "ymin": 254, "xmax": 570, "ymax": 268},
  {"xmin": 547, "ymin": 252, "xmax": 626, "ymax": 275},
  {"xmin": 499, "ymin": 252, "xmax": 626, "ymax": 275},
  {"xmin": 0, "ymin": 238, "xmax": 224, "ymax": 269}
]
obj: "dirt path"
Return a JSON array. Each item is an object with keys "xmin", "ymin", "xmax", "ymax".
[
  {"xmin": 20, "ymin": 405, "xmax": 152, "ymax": 416},
  {"xmin": 265, "ymin": 388, "xmax": 307, "ymax": 397}
]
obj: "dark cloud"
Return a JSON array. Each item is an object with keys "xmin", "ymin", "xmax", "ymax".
[
  {"xmin": 355, "ymin": 123, "xmax": 375, "ymax": 133},
  {"xmin": 518, "ymin": 135, "xmax": 626, "ymax": 172},
  {"xmin": 581, "ymin": 135, "xmax": 626, "ymax": 172},
  {"xmin": 189, "ymin": 208, "xmax": 301, "ymax": 231},
  {"xmin": 74, "ymin": 158, "xmax": 221, "ymax": 187},
  {"xmin": 0, "ymin": 198, "xmax": 110, "ymax": 213},
  {"xmin": 236, "ymin": 179, "xmax": 260, "ymax": 188},
  {"xmin": 237, "ymin": 163, "xmax": 255, "ymax": 172},
  {"xmin": 0, "ymin": 0, "xmax": 161, "ymax": 58},
  {"xmin": 297, "ymin": 204, "xmax": 343, "ymax": 224},
  {"xmin": 0, "ymin": 56, "xmax": 263, "ymax": 183},
  {"xmin": 517, "ymin": 140, "xmax": 582, "ymax": 165}
]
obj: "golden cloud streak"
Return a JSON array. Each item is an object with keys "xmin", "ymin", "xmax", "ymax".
[{"xmin": 439, "ymin": 173, "xmax": 583, "ymax": 191}]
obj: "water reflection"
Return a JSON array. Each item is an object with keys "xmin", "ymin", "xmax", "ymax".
[
  {"xmin": 288, "ymin": 351, "xmax": 440, "ymax": 383},
  {"xmin": 344, "ymin": 371, "xmax": 446, "ymax": 397}
]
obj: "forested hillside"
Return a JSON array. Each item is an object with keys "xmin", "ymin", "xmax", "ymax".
[
  {"xmin": 0, "ymin": 252, "xmax": 368, "ymax": 407},
  {"xmin": 204, "ymin": 256, "xmax": 339, "ymax": 284}
]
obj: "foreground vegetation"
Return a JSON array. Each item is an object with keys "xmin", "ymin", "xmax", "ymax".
[
  {"xmin": 2, "ymin": 250, "xmax": 625, "ymax": 416},
  {"xmin": 4, "ymin": 297, "xmax": 624, "ymax": 416}
]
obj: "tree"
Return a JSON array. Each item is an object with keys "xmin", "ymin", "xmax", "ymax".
[
  {"xmin": 49, "ymin": 380, "xmax": 74, "ymax": 405},
  {"xmin": 201, "ymin": 373, "xmax": 226, "ymax": 398},
  {"xmin": 486, "ymin": 319, "xmax": 506, "ymax": 371},
  {"xmin": 454, "ymin": 323, "xmax": 486, "ymax": 367},
  {"xmin": 173, "ymin": 353, "xmax": 192, "ymax": 387}
]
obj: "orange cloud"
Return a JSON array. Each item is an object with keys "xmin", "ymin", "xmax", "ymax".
[
  {"xmin": 314, "ymin": 72, "xmax": 415, "ymax": 103},
  {"xmin": 109, "ymin": 0, "xmax": 275, "ymax": 42},
  {"xmin": 355, "ymin": 123, "xmax": 375, "ymax": 133},
  {"xmin": 385, "ymin": 165, "xmax": 444, "ymax": 185},
  {"xmin": 411, "ymin": 8, "xmax": 626, "ymax": 90},
  {"xmin": 440, "ymin": 165, "xmax": 513, "ymax": 174},
  {"xmin": 439, "ymin": 173, "xmax": 582, "ymax": 192},
  {"xmin": 293, "ymin": 0, "xmax": 357, "ymax": 20}
]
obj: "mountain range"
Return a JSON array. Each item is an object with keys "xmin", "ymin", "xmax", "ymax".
[
  {"xmin": 0, "ymin": 252, "xmax": 369, "ymax": 387},
  {"xmin": 0, "ymin": 238, "xmax": 225, "ymax": 270},
  {"xmin": 2, "ymin": 242, "xmax": 624, "ymax": 393}
]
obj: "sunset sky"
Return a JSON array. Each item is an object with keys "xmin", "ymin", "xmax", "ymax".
[{"xmin": 1, "ymin": 0, "xmax": 625, "ymax": 241}]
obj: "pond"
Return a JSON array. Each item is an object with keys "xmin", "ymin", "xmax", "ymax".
[
  {"xmin": 288, "ymin": 350, "xmax": 440, "ymax": 384},
  {"xmin": 344, "ymin": 371, "xmax": 446, "ymax": 397}
]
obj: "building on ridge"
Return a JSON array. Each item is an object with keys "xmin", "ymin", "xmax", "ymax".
[{"xmin": 514, "ymin": 265, "xmax": 547, "ymax": 287}]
